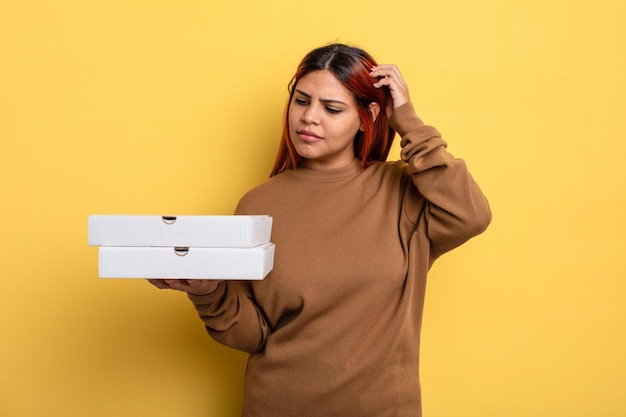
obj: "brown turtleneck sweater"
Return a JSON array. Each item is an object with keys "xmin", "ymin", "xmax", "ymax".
[{"xmin": 187, "ymin": 103, "xmax": 491, "ymax": 417}]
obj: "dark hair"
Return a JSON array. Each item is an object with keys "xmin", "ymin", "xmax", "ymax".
[{"xmin": 270, "ymin": 43, "xmax": 395, "ymax": 176}]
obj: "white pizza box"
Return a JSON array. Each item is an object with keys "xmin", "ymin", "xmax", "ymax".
[
  {"xmin": 88, "ymin": 215, "xmax": 272, "ymax": 248},
  {"xmin": 98, "ymin": 243, "xmax": 275, "ymax": 279}
]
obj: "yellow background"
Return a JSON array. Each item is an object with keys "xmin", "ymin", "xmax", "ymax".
[{"xmin": 1, "ymin": 0, "xmax": 625, "ymax": 416}]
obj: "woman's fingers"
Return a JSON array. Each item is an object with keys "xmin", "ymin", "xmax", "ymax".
[
  {"xmin": 147, "ymin": 279, "xmax": 171, "ymax": 289},
  {"xmin": 370, "ymin": 64, "xmax": 410, "ymax": 111},
  {"xmin": 147, "ymin": 278, "xmax": 221, "ymax": 295}
]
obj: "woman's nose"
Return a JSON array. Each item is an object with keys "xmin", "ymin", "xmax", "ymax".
[{"xmin": 301, "ymin": 104, "xmax": 320, "ymax": 124}]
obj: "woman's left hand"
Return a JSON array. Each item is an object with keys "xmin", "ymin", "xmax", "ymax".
[{"xmin": 371, "ymin": 64, "xmax": 411, "ymax": 118}]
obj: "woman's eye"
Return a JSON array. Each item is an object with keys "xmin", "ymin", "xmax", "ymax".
[
  {"xmin": 294, "ymin": 98, "xmax": 308, "ymax": 105},
  {"xmin": 326, "ymin": 107, "xmax": 342, "ymax": 115}
]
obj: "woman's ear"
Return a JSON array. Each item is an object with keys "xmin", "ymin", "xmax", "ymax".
[
  {"xmin": 360, "ymin": 102, "xmax": 381, "ymax": 131},
  {"xmin": 369, "ymin": 102, "xmax": 381, "ymax": 122}
]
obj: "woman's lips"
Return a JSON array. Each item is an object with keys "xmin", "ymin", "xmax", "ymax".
[{"xmin": 297, "ymin": 130, "xmax": 322, "ymax": 143}]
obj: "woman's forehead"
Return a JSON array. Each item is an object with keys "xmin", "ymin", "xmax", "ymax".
[{"xmin": 295, "ymin": 70, "xmax": 354, "ymax": 102}]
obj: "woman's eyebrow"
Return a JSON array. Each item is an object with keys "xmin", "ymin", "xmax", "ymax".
[{"xmin": 294, "ymin": 89, "xmax": 348, "ymax": 106}]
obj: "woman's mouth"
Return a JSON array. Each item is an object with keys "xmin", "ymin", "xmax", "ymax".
[{"xmin": 297, "ymin": 130, "xmax": 322, "ymax": 143}]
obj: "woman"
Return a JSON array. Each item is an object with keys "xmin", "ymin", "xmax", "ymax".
[{"xmin": 149, "ymin": 43, "xmax": 491, "ymax": 417}]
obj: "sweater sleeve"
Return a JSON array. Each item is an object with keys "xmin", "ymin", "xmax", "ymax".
[
  {"xmin": 187, "ymin": 281, "xmax": 270, "ymax": 354},
  {"xmin": 390, "ymin": 102, "xmax": 492, "ymax": 260}
]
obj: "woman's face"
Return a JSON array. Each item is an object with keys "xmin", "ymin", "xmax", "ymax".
[{"xmin": 288, "ymin": 70, "xmax": 363, "ymax": 170}]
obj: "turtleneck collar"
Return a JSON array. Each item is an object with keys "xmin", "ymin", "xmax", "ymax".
[{"xmin": 287, "ymin": 159, "xmax": 363, "ymax": 181}]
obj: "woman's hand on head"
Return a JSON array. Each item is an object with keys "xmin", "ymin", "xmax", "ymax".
[
  {"xmin": 370, "ymin": 64, "xmax": 410, "ymax": 118},
  {"xmin": 147, "ymin": 279, "xmax": 222, "ymax": 296}
]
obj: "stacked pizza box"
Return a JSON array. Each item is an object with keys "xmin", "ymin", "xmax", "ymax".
[{"xmin": 88, "ymin": 215, "xmax": 274, "ymax": 280}]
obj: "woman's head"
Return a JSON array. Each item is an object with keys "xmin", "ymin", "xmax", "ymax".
[{"xmin": 270, "ymin": 43, "xmax": 395, "ymax": 175}]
